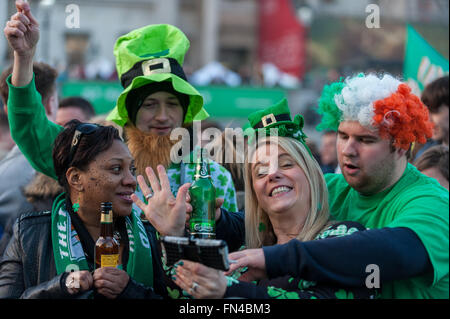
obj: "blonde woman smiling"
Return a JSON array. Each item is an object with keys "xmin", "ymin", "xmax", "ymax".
[{"xmin": 139, "ymin": 99, "xmax": 375, "ymax": 299}]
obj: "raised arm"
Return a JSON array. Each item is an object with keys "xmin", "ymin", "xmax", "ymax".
[
  {"xmin": 3, "ymin": 0, "xmax": 62, "ymax": 179},
  {"xmin": 4, "ymin": 0, "xmax": 39, "ymax": 87}
]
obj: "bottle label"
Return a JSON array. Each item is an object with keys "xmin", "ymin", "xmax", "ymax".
[
  {"xmin": 194, "ymin": 148, "xmax": 211, "ymax": 179},
  {"xmin": 101, "ymin": 212, "xmax": 113, "ymax": 223},
  {"xmin": 100, "ymin": 254, "xmax": 119, "ymax": 268},
  {"xmin": 191, "ymin": 222, "xmax": 214, "ymax": 233},
  {"xmin": 199, "ymin": 162, "xmax": 208, "ymax": 176},
  {"xmin": 194, "ymin": 163, "xmax": 210, "ymax": 179}
]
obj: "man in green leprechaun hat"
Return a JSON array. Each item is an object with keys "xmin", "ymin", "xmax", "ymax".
[
  {"xmin": 5, "ymin": 18, "xmax": 238, "ymax": 215},
  {"xmin": 105, "ymin": 24, "xmax": 238, "ymax": 214}
]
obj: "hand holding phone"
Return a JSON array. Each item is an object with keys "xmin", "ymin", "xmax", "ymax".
[{"xmin": 160, "ymin": 236, "xmax": 231, "ymax": 271}]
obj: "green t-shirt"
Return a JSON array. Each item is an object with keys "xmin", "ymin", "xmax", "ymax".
[{"xmin": 326, "ymin": 163, "xmax": 449, "ymax": 299}]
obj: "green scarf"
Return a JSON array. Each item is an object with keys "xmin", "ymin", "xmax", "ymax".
[{"xmin": 51, "ymin": 193, "xmax": 154, "ymax": 288}]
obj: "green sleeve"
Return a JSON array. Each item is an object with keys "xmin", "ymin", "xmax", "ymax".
[{"xmin": 6, "ymin": 74, "xmax": 63, "ymax": 180}]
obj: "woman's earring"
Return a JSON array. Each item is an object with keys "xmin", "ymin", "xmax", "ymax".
[
  {"xmin": 72, "ymin": 194, "xmax": 81, "ymax": 213},
  {"xmin": 72, "ymin": 202, "xmax": 80, "ymax": 213}
]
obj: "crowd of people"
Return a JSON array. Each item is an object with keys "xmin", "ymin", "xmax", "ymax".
[{"xmin": 0, "ymin": 0, "xmax": 448, "ymax": 300}]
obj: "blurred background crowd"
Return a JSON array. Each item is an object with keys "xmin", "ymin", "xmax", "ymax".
[{"xmin": 0, "ymin": 0, "xmax": 448, "ymax": 174}]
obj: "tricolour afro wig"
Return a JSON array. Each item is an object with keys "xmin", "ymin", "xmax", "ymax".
[{"xmin": 317, "ymin": 73, "xmax": 434, "ymax": 150}]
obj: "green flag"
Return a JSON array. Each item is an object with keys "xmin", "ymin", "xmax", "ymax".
[{"xmin": 404, "ymin": 24, "xmax": 449, "ymax": 94}]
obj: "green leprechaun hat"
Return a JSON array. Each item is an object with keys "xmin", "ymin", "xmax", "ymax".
[
  {"xmin": 106, "ymin": 24, "xmax": 208, "ymax": 127},
  {"xmin": 247, "ymin": 98, "xmax": 311, "ymax": 154}
]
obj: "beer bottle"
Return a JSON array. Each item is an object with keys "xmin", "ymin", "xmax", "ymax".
[
  {"xmin": 189, "ymin": 148, "xmax": 216, "ymax": 239},
  {"xmin": 95, "ymin": 202, "xmax": 120, "ymax": 269}
]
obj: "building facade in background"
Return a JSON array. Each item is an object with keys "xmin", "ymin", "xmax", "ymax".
[{"xmin": 0, "ymin": 0, "xmax": 447, "ymax": 144}]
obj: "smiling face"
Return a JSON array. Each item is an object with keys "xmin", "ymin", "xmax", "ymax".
[
  {"xmin": 251, "ymin": 143, "xmax": 311, "ymax": 216},
  {"xmin": 135, "ymin": 91, "xmax": 184, "ymax": 135},
  {"xmin": 79, "ymin": 140, "xmax": 137, "ymax": 217},
  {"xmin": 337, "ymin": 120, "xmax": 405, "ymax": 195}
]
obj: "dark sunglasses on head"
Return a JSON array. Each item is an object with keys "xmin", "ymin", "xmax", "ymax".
[{"xmin": 68, "ymin": 123, "xmax": 100, "ymax": 165}]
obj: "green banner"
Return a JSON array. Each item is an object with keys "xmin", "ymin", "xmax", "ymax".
[
  {"xmin": 61, "ymin": 81, "xmax": 286, "ymax": 119},
  {"xmin": 60, "ymin": 81, "xmax": 123, "ymax": 115},
  {"xmin": 196, "ymin": 86, "xmax": 286, "ymax": 118},
  {"xmin": 404, "ymin": 24, "xmax": 449, "ymax": 94}
]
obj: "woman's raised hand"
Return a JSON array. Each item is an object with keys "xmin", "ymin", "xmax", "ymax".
[{"xmin": 131, "ymin": 165, "xmax": 191, "ymax": 237}]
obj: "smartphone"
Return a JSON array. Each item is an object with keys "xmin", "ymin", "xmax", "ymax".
[{"xmin": 160, "ymin": 236, "xmax": 231, "ymax": 271}]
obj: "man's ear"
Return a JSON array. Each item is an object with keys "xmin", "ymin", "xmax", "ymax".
[
  {"xmin": 43, "ymin": 90, "xmax": 59, "ymax": 122},
  {"xmin": 396, "ymin": 146, "xmax": 408, "ymax": 159},
  {"xmin": 66, "ymin": 167, "xmax": 84, "ymax": 192}
]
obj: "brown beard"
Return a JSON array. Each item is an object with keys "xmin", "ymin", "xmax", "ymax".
[{"xmin": 124, "ymin": 125, "xmax": 179, "ymax": 181}]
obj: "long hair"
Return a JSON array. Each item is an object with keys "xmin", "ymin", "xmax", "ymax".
[{"xmin": 244, "ymin": 136, "xmax": 330, "ymax": 248}]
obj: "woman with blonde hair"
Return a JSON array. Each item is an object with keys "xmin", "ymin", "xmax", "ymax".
[
  {"xmin": 243, "ymin": 135, "xmax": 331, "ymax": 250},
  {"xmin": 139, "ymin": 99, "xmax": 374, "ymax": 299}
]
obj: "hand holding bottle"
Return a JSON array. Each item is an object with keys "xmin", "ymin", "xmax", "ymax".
[
  {"xmin": 93, "ymin": 267, "xmax": 129, "ymax": 299},
  {"xmin": 185, "ymin": 197, "xmax": 224, "ymax": 228},
  {"xmin": 64, "ymin": 270, "xmax": 93, "ymax": 295}
]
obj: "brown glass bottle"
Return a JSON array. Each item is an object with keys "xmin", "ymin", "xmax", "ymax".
[{"xmin": 95, "ymin": 202, "xmax": 119, "ymax": 269}]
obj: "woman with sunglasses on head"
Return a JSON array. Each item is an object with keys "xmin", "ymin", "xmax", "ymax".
[{"xmin": 0, "ymin": 120, "xmax": 167, "ymax": 299}]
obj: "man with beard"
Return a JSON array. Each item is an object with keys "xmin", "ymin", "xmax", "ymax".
[
  {"xmin": 105, "ymin": 24, "xmax": 237, "ymax": 213},
  {"xmin": 4, "ymin": 2, "xmax": 238, "ymax": 223},
  {"xmin": 217, "ymin": 73, "xmax": 449, "ymax": 299}
]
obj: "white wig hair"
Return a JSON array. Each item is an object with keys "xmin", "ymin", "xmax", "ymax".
[{"xmin": 334, "ymin": 73, "xmax": 401, "ymax": 127}]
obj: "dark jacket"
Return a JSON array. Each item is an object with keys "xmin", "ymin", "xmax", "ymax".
[
  {"xmin": 0, "ymin": 210, "xmax": 165, "ymax": 299},
  {"xmin": 0, "ymin": 172, "xmax": 61, "ymax": 256}
]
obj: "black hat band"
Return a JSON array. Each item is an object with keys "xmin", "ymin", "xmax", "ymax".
[
  {"xmin": 253, "ymin": 113, "xmax": 291, "ymax": 129},
  {"xmin": 120, "ymin": 57, "xmax": 187, "ymax": 89}
]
